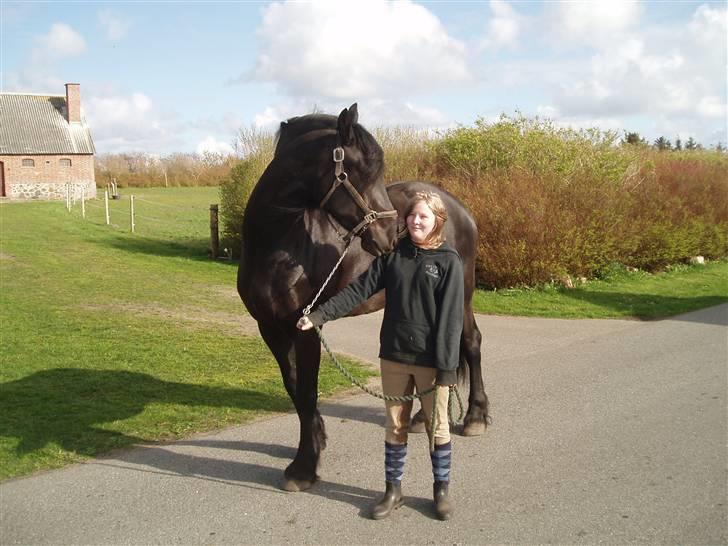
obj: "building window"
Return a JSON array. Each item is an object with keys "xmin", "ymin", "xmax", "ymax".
[
  {"xmin": 59, "ymin": 158, "xmax": 72, "ymax": 167},
  {"xmin": 22, "ymin": 158, "xmax": 35, "ymax": 167}
]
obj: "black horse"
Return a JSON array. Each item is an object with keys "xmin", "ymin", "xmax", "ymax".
[{"xmin": 238, "ymin": 104, "xmax": 489, "ymax": 492}]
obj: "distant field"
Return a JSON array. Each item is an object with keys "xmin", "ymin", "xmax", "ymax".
[
  {"xmin": 82, "ymin": 185, "xmax": 221, "ymax": 250},
  {"xmin": 0, "ymin": 188, "xmax": 374, "ymax": 480}
]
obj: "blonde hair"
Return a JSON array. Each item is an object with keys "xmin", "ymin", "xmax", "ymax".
[{"xmin": 405, "ymin": 191, "xmax": 448, "ymax": 248}]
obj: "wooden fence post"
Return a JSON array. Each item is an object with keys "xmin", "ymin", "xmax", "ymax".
[
  {"xmin": 210, "ymin": 204, "xmax": 219, "ymax": 259},
  {"xmin": 130, "ymin": 195, "xmax": 135, "ymax": 233},
  {"xmin": 104, "ymin": 190, "xmax": 110, "ymax": 225}
]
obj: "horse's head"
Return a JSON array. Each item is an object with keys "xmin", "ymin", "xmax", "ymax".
[
  {"xmin": 323, "ymin": 104, "xmax": 398, "ymax": 255},
  {"xmin": 275, "ymin": 104, "xmax": 398, "ymax": 256}
]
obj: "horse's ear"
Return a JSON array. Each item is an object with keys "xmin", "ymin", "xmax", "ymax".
[{"xmin": 337, "ymin": 103, "xmax": 359, "ymax": 145}]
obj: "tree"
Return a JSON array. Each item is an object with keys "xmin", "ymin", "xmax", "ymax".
[
  {"xmin": 674, "ymin": 137, "xmax": 682, "ymax": 151},
  {"xmin": 685, "ymin": 136, "xmax": 698, "ymax": 150},
  {"xmin": 653, "ymin": 136, "xmax": 672, "ymax": 151},
  {"xmin": 623, "ymin": 131, "xmax": 646, "ymax": 145}
]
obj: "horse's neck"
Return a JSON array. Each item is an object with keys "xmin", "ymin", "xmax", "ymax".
[
  {"xmin": 245, "ymin": 166, "xmax": 331, "ymax": 254},
  {"xmin": 261, "ymin": 161, "xmax": 316, "ymax": 207}
]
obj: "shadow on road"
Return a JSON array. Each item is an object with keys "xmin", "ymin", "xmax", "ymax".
[
  {"xmin": 319, "ymin": 402, "xmax": 384, "ymax": 426},
  {"xmin": 560, "ymin": 290, "xmax": 727, "ymax": 323},
  {"xmin": 98, "ymin": 443, "xmax": 435, "ymax": 519}
]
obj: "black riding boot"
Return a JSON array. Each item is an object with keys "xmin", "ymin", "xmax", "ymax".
[
  {"xmin": 372, "ymin": 482, "xmax": 404, "ymax": 520},
  {"xmin": 433, "ymin": 481, "xmax": 453, "ymax": 520}
]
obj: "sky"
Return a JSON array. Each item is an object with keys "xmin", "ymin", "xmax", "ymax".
[{"xmin": 2, "ymin": 0, "xmax": 726, "ymax": 155}]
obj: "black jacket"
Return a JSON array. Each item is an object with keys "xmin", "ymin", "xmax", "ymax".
[{"xmin": 309, "ymin": 237, "xmax": 464, "ymax": 385}]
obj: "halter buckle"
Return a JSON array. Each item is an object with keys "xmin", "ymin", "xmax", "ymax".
[{"xmin": 332, "ymin": 147, "xmax": 344, "ymax": 163}]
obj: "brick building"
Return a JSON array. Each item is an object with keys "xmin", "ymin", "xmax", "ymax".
[{"xmin": 0, "ymin": 83, "xmax": 96, "ymax": 200}]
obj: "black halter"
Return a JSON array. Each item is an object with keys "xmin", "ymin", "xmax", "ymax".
[
  {"xmin": 319, "ymin": 145, "xmax": 398, "ymax": 240},
  {"xmin": 281, "ymin": 128, "xmax": 398, "ymax": 241}
]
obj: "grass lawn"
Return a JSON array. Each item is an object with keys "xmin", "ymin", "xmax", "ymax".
[
  {"xmin": 0, "ymin": 188, "xmax": 374, "ymax": 480},
  {"xmin": 472, "ymin": 261, "xmax": 728, "ymax": 319}
]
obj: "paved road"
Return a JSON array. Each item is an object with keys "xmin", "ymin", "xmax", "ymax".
[{"xmin": 2, "ymin": 305, "xmax": 726, "ymax": 545}]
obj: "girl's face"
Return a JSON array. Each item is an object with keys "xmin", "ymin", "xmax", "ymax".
[{"xmin": 406, "ymin": 200, "xmax": 437, "ymax": 246}]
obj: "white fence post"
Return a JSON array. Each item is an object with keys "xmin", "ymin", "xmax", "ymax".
[
  {"xmin": 104, "ymin": 190, "xmax": 110, "ymax": 225},
  {"xmin": 66, "ymin": 184, "xmax": 71, "ymax": 212},
  {"xmin": 81, "ymin": 187, "xmax": 86, "ymax": 218},
  {"xmin": 130, "ymin": 195, "xmax": 135, "ymax": 233}
]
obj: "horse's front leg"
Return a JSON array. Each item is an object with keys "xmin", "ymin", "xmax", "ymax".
[
  {"xmin": 462, "ymin": 307, "xmax": 489, "ymax": 436},
  {"xmin": 258, "ymin": 321, "xmax": 296, "ymax": 401},
  {"xmin": 283, "ymin": 328, "xmax": 327, "ymax": 492}
]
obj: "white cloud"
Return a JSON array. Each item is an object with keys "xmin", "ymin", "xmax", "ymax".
[
  {"xmin": 98, "ymin": 10, "xmax": 130, "ymax": 41},
  {"xmin": 689, "ymin": 3, "xmax": 728, "ymax": 47},
  {"xmin": 253, "ymin": 106, "xmax": 284, "ymax": 130},
  {"xmin": 196, "ymin": 136, "xmax": 235, "ymax": 156},
  {"xmin": 32, "ymin": 23, "xmax": 86, "ymax": 61},
  {"xmin": 84, "ymin": 92, "xmax": 184, "ymax": 153},
  {"xmin": 546, "ymin": 3, "xmax": 726, "ymax": 144},
  {"xmin": 479, "ymin": 0, "xmax": 523, "ymax": 51},
  {"xmin": 250, "ymin": 98, "xmax": 447, "ymax": 135},
  {"xmin": 697, "ymin": 96, "xmax": 727, "ymax": 119},
  {"xmin": 5, "ymin": 71, "xmax": 64, "ymax": 94},
  {"xmin": 251, "ymin": 0, "xmax": 470, "ymax": 99},
  {"xmin": 544, "ymin": 0, "xmax": 643, "ymax": 47},
  {"xmin": 367, "ymin": 100, "xmax": 447, "ymax": 126},
  {"xmin": 7, "ymin": 23, "xmax": 86, "ymax": 93}
]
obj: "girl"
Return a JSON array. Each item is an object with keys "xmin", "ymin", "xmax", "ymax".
[{"xmin": 297, "ymin": 191, "xmax": 464, "ymax": 521}]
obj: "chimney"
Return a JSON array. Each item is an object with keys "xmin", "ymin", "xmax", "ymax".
[{"xmin": 65, "ymin": 83, "xmax": 81, "ymax": 123}]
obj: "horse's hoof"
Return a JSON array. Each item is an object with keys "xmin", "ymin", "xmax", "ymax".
[
  {"xmin": 282, "ymin": 477, "xmax": 315, "ymax": 492},
  {"xmin": 462, "ymin": 421, "xmax": 486, "ymax": 437}
]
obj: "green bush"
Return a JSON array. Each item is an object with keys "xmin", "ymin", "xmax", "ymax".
[
  {"xmin": 431, "ymin": 113, "xmax": 634, "ymax": 183},
  {"xmin": 374, "ymin": 126, "xmax": 437, "ymax": 182},
  {"xmin": 218, "ymin": 128, "xmax": 275, "ymax": 256},
  {"xmin": 215, "ymin": 114, "xmax": 728, "ymax": 288}
]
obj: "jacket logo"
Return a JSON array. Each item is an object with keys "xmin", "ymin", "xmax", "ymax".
[{"xmin": 424, "ymin": 264, "xmax": 440, "ymax": 279}]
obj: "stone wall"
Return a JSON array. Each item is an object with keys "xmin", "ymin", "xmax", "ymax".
[{"xmin": 9, "ymin": 180, "xmax": 96, "ymax": 200}]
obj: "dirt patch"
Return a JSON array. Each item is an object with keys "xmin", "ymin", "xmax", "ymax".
[
  {"xmin": 207, "ymin": 285, "xmax": 241, "ymax": 302},
  {"xmin": 0, "ymin": 252, "xmax": 16, "ymax": 261},
  {"xmin": 79, "ymin": 302, "xmax": 259, "ymax": 336}
]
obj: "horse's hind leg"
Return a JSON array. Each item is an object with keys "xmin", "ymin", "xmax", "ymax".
[
  {"xmin": 409, "ymin": 307, "xmax": 490, "ymax": 436},
  {"xmin": 462, "ymin": 306, "xmax": 489, "ymax": 436},
  {"xmin": 281, "ymin": 328, "xmax": 326, "ymax": 492}
]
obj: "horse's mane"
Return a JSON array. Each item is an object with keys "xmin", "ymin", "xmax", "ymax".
[
  {"xmin": 275, "ymin": 113, "xmax": 337, "ymax": 154},
  {"xmin": 274, "ymin": 112, "xmax": 383, "ymax": 177}
]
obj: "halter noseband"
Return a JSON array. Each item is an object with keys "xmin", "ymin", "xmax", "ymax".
[{"xmin": 319, "ymin": 146, "xmax": 398, "ymax": 241}]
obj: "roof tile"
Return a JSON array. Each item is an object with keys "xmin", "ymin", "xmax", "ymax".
[{"xmin": 0, "ymin": 93, "xmax": 95, "ymax": 154}]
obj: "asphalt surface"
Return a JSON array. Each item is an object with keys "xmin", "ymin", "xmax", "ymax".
[{"xmin": 2, "ymin": 304, "xmax": 727, "ymax": 545}]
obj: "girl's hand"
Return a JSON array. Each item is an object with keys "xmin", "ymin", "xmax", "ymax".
[{"xmin": 296, "ymin": 316, "xmax": 314, "ymax": 330}]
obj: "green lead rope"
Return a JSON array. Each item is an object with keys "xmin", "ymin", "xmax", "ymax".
[{"xmin": 313, "ymin": 324, "xmax": 465, "ymax": 452}]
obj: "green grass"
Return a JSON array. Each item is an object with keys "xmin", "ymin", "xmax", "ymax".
[
  {"xmin": 473, "ymin": 261, "xmax": 728, "ymax": 319},
  {"xmin": 0, "ymin": 188, "xmax": 375, "ymax": 480}
]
